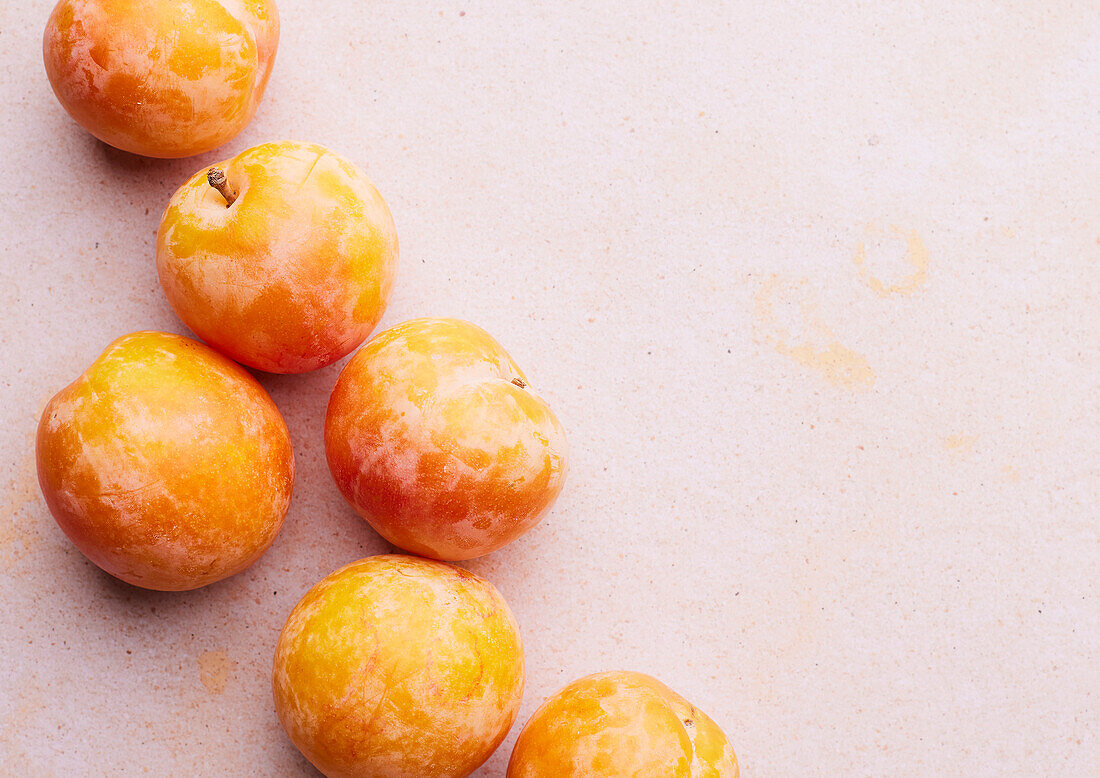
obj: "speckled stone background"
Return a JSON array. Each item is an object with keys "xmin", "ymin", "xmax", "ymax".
[{"xmin": 1, "ymin": 1, "xmax": 1097, "ymax": 775}]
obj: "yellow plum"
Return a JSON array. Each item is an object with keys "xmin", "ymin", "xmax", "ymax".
[
  {"xmin": 273, "ymin": 554, "xmax": 525, "ymax": 777},
  {"xmin": 157, "ymin": 141, "xmax": 398, "ymax": 374},
  {"xmin": 36, "ymin": 331, "xmax": 294, "ymax": 590},
  {"xmin": 508, "ymin": 671, "xmax": 740, "ymax": 777},
  {"xmin": 325, "ymin": 318, "xmax": 567, "ymax": 561},
  {"xmin": 44, "ymin": 0, "xmax": 279, "ymax": 158}
]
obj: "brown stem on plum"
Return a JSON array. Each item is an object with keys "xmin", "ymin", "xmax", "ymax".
[
  {"xmin": 207, "ymin": 167, "xmax": 237, "ymax": 206},
  {"xmin": 511, "ymin": 378, "xmax": 527, "ymax": 389}
]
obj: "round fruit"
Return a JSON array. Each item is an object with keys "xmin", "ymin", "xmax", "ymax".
[
  {"xmin": 273, "ymin": 554, "xmax": 525, "ymax": 778},
  {"xmin": 157, "ymin": 141, "xmax": 398, "ymax": 374},
  {"xmin": 43, "ymin": 0, "xmax": 279, "ymax": 158},
  {"xmin": 324, "ymin": 318, "xmax": 567, "ymax": 561},
  {"xmin": 508, "ymin": 671, "xmax": 740, "ymax": 777},
  {"xmin": 36, "ymin": 331, "xmax": 294, "ymax": 590}
]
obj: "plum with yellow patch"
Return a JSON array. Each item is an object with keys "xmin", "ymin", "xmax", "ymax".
[
  {"xmin": 324, "ymin": 318, "xmax": 567, "ymax": 561},
  {"xmin": 44, "ymin": 0, "xmax": 279, "ymax": 158},
  {"xmin": 36, "ymin": 331, "xmax": 294, "ymax": 591},
  {"xmin": 508, "ymin": 671, "xmax": 739, "ymax": 777},
  {"xmin": 273, "ymin": 554, "xmax": 525, "ymax": 778},
  {"xmin": 157, "ymin": 141, "xmax": 398, "ymax": 374}
]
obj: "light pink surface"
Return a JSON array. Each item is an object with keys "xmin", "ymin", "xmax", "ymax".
[{"xmin": 1, "ymin": 1, "xmax": 1097, "ymax": 775}]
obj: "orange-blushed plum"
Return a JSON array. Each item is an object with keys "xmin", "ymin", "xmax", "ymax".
[
  {"xmin": 43, "ymin": 0, "xmax": 279, "ymax": 158},
  {"xmin": 273, "ymin": 554, "xmax": 525, "ymax": 778},
  {"xmin": 36, "ymin": 331, "xmax": 294, "ymax": 591},
  {"xmin": 508, "ymin": 671, "xmax": 740, "ymax": 777},
  {"xmin": 157, "ymin": 141, "xmax": 398, "ymax": 374},
  {"xmin": 324, "ymin": 318, "xmax": 567, "ymax": 561}
]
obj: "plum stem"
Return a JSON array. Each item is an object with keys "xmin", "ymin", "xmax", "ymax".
[{"xmin": 207, "ymin": 167, "xmax": 237, "ymax": 206}]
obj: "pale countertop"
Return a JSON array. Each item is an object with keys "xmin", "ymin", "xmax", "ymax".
[{"xmin": 1, "ymin": 1, "xmax": 1097, "ymax": 775}]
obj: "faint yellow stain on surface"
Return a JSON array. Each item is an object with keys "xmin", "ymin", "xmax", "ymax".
[
  {"xmin": 198, "ymin": 651, "xmax": 231, "ymax": 695},
  {"xmin": 754, "ymin": 275, "xmax": 874, "ymax": 391},
  {"xmin": 944, "ymin": 434, "xmax": 978, "ymax": 454},
  {"xmin": 1000, "ymin": 465, "xmax": 1021, "ymax": 483},
  {"xmin": 0, "ymin": 447, "xmax": 43, "ymax": 568},
  {"xmin": 0, "ymin": 674, "xmax": 44, "ymax": 761},
  {"xmin": 853, "ymin": 224, "xmax": 929, "ymax": 296}
]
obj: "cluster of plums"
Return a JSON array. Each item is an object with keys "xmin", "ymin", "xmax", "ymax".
[{"xmin": 38, "ymin": 1, "xmax": 740, "ymax": 775}]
